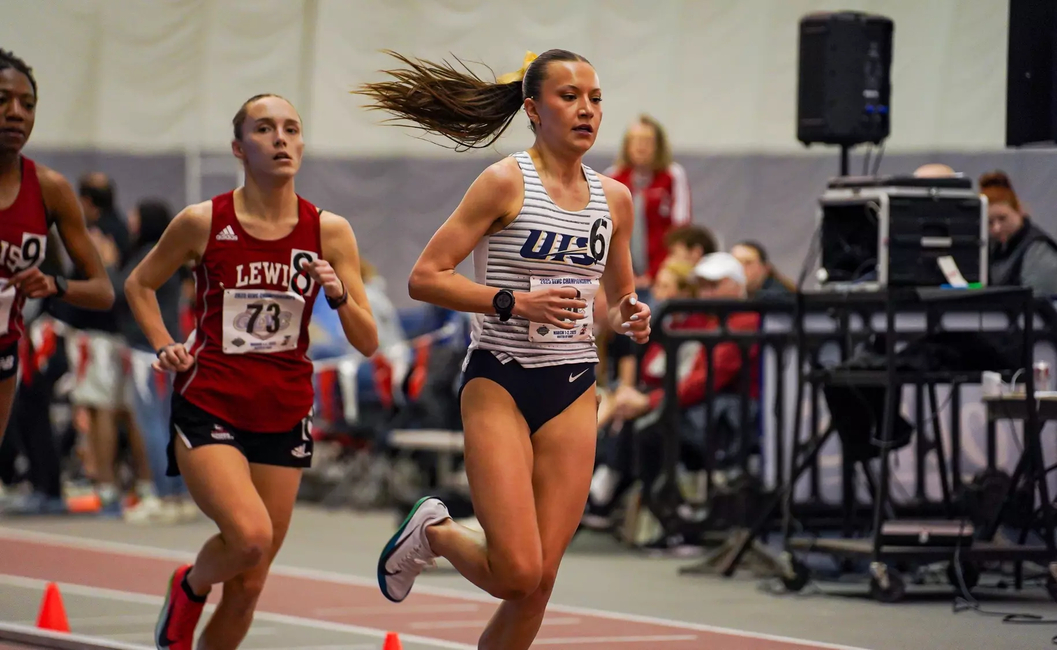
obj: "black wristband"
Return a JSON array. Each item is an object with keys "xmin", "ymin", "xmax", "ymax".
[{"xmin": 326, "ymin": 284, "xmax": 349, "ymax": 309}]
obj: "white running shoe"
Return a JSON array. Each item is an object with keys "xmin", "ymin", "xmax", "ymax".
[{"xmin": 377, "ymin": 496, "xmax": 450, "ymax": 603}]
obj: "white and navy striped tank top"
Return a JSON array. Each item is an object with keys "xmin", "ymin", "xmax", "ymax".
[{"xmin": 466, "ymin": 151, "xmax": 612, "ymax": 368}]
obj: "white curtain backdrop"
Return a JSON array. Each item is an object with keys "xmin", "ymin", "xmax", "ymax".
[{"xmin": 2, "ymin": 0, "xmax": 1010, "ymax": 156}]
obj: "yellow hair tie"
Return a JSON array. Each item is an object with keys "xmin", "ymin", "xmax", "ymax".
[{"xmin": 497, "ymin": 51, "xmax": 538, "ymax": 85}]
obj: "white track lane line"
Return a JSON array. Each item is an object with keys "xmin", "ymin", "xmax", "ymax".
[
  {"xmin": 533, "ymin": 635, "xmax": 700, "ymax": 645},
  {"xmin": 0, "ymin": 526, "xmax": 871, "ymax": 650},
  {"xmin": 410, "ymin": 617, "xmax": 581, "ymax": 630},
  {"xmin": 0, "ymin": 574, "xmax": 474, "ymax": 650}
]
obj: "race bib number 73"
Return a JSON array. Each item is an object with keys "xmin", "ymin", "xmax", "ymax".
[{"xmin": 222, "ymin": 289, "xmax": 305, "ymax": 355}]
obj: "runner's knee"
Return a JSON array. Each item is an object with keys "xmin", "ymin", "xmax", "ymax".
[
  {"xmin": 490, "ymin": 550, "xmax": 542, "ymax": 601},
  {"xmin": 226, "ymin": 518, "xmax": 273, "ymax": 570}
]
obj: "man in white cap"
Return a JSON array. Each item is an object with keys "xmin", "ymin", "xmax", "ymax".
[
  {"xmin": 598, "ymin": 250, "xmax": 760, "ymax": 552},
  {"xmin": 693, "ymin": 251, "xmax": 748, "ymax": 299}
]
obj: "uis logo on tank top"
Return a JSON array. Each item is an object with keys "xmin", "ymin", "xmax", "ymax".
[{"xmin": 519, "ymin": 218, "xmax": 610, "ymax": 267}]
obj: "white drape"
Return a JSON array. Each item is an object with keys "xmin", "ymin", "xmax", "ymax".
[{"xmin": 2, "ymin": 0, "xmax": 1010, "ymax": 154}]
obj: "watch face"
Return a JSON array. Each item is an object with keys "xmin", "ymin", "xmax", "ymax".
[{"xmin": 495, "ymin": 291, "xmax": 514, "ymax": 310}]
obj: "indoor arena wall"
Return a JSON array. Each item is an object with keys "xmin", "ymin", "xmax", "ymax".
[{"xmin": 4, "ymin": 0, "xmax": 1009, "ymax": 154}]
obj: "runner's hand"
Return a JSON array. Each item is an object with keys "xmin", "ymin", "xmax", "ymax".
[
  {"xmin": 154, "ymin": 343, "xmax": 193, "ymax": 372},
  {"xmin": 302, "ymin": 259, "xmax": 345, "ymax": 299},
  {"xmin": 515, "ymin": 286, "xmax": 587, "ymax": 329},
  {"xmin": 8, "ymin": 267, "xmax": 57, "ymax": 299},
  {"xmin": 613, "ymin": 293, "xmax": 651, "ymax": 344}
]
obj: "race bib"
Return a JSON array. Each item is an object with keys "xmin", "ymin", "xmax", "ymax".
[
  {"xmin": 527, "ymin": 276, "xmax": 599, "ymax": 345},
  {"xmin": 0, "ymin": 284, "xmax": 15, "ymax": 336},
  {"xmin": 222, "ymin": 289, "xmax": 305, "ymax": 355}
]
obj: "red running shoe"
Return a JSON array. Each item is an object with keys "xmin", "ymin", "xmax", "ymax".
[{"xmin": 154, "ymin": 565, "xmax": 208, "ymax": 650}]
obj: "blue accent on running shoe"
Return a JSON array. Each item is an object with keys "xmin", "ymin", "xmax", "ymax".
[{"xmin": 376, "ymin": 495, "xmax": 434, "ymax": 603}]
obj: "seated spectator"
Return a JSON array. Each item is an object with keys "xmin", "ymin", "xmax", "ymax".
[
  {"xmin": 981, "ymin": 170, "xmax": 1057, "ymax": 296},
  {"xmin": 586, "ymin": 254, "xmax": 761, "ymax": 542},
  {"xmin": 731, "ymin": 240, "xmax": 795, "ymax": 298},
  {"xmin": 597, "ymin": 258, "xmax": 698, "ymax": 427},
  {"xmin": 606, "ymin": 114, "xmax": 693, "ymax": 290},
  {"xmin": 664, "ymin": 225, "xmax": 718, "ymax": 268}
]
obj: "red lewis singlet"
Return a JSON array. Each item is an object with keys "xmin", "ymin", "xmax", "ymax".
[
  {"xmin": 175, "ymin": 191, "xmax": 322, "ymax": 432},
  {"xmin": 0, "ymin": 157, "xmax": 49, "ymax": 351}
]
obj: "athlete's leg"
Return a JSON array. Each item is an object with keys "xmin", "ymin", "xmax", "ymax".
[
  {"xmin": 196, "ymin": 463, "xmax": 302, "ymax": 650},
  {"xmin": 477, "ymin": 386, "xmax": 597, "ymax": 650},
  {"xmin": 425, "ymin": 378, "xmax": 543, "ymax": 600},
  {"xmin": 176, "ymin": 440, "xmax": 273, "ymax": 596},
  {"xmin": 0, "ymin": 374, "xmax": 17, "ymax": 445}
]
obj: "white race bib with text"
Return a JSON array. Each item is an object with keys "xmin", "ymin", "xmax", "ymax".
[
  {"xmin": 527, "ymin": 276, "xmax": 598, "ymax": 345},
  {"xmin": 222, "ymin": 289, "xmax": 305, "ymax": 355}
]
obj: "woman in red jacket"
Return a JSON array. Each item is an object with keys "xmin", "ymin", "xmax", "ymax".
[{"xmin": 606, "ymin": 115, "xmax": 693, "ymax": 288}]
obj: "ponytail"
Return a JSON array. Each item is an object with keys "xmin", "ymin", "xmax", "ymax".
[{"xmin": 355, "ymin": 49, "xmax": 590, "ymax": 151}]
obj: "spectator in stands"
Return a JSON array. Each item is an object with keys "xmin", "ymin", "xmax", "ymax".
[
  {"xmin": 585, "ymin": 258, "xmax": 699, "ymax": 532},
  {"xmin": 51, "ymin": 172, "xmax": 142, "ymax": 515},
  {"xmin": 597, "ymin": 258, "xmax": 698, "ymax": 428},
  {"xmin": 731, "ymin": 240, "xmax": 795, "ymax": 298},
  {"xmin": 595, "ymin": 226, "xmax": 714, "ymax": 393},
  {"xmin": 606, "ymin": 115, "xmax": 692, "ymax": 290},
  {"xmin": 981, "ymin": 170, "xmax": 1057, "ymax": 296},
  {"xmin": 116, "ymin": 199, "xmax": 196, "ymax": 524},
  {"xmin": 664, "ymin": 224, "xmax": 717, "ymax": 268},
  {"xmin": 612, "ymin": 252, "xmax": 757, "ymax": 424},
  {"xmin": 586, "ymin": 255, "xmax": 760, "ymax": 545}
]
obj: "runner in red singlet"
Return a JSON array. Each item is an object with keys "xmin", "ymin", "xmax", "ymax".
[
  {"xmin": 0, "ymin": 49, "xmax": 114, "ymax": 443},
  {"xmin": 124, "ymin": 94, "xmax": 378, "ymax": 650}
]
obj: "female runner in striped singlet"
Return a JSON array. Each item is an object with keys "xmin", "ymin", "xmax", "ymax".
[{"xmin": 358, "ymin": 50, "xmax": 652, "ymax": 649}]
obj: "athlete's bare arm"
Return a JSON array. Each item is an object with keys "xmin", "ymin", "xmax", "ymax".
[
  {"xmin": 8, "ymin": 164, "xmax": 115, "ymax": 310},
  {"xmin": 308, "ymin": 212, "xmax": 379, "ymax": 357},
  {"xmin": 408, "ymin": 158, "xmax": 587, "ymax": 328},
  {"xmin": 599, "ymin": 175, "xmax": 651, "ymax": 344},
  {"xmin": 125, "ymin": 201, "xmax": 211, "ymax": 370}
]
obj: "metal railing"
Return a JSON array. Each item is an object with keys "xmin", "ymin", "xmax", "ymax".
[{"xmin": 645, "ymin": 291, "xmax": 1057, "ymax": 537}]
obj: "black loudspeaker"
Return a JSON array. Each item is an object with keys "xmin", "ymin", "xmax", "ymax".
[
  {"xmin": 1006, "ymin": 0, "xmax": 1057, "ymax": 147},
  {"xmin": 797, "ymin": 11, "xmax": 893, "ymax": 147}
]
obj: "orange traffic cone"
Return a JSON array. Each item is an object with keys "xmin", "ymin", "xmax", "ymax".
[
  {"xmin": 36, "ymin": 582, "xmax": 70, "ymax": 632},
  {"xmin": 383, "ymin": 631, "xmax": 402, "ymax": 650}
]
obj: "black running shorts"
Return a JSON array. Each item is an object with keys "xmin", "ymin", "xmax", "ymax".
[
  {"xmin": 459, "ymin": 349, "xmax": 596, "ymax": 435},
  {"xmin": 166, "ymin": 393, "xmax": 314, "ymax": 477}
]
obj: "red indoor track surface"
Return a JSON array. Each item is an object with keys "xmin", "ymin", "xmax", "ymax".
[{"xmin": 0, "ymin": 535, "xmax": 860, "ymax": 650}]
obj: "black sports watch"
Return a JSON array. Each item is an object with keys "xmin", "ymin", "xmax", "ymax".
[
  {"xmin": 326, "ymin": 282, "xmax": 349, "ymax": 309},
  {"xmin": 493, "ymin": 289, "xmax": 515, "ymax": 322},
  {"xmin": 52, "ymin": 275, "xmax": 68, "ymax": 298}
]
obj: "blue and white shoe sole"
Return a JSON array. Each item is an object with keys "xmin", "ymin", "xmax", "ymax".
[
  {"xmin": 377, "ymin": 495, "xmax": 435, "ymax": 603},
  {"xmin": 154, "ymin": 570, "xmax": 178, "ymax": 649}
]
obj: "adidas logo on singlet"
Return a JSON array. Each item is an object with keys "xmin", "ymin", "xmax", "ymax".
[{"xmin": 215, "ymin": 225, "xmax": 238, "ymax": 241}]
